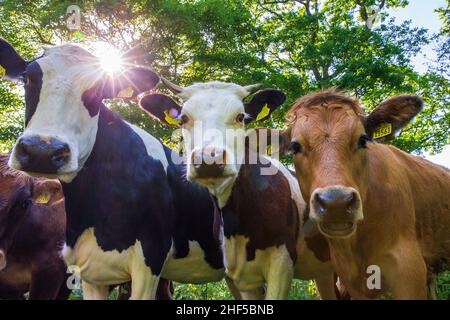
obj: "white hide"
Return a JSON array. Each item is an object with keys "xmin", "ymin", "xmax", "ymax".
[
  {"xmin": 62, "ymin": 228, "xmax": 138, "ymax": 286},
  {"xmin": 179, "ymin": 82, "xmax": 256, "ymax": 203},
  {"xmin": 223, "ymin": 235, "xmax": 294, "ymax": 299},
  {"xmin": 8, "ymin": 45, "xmax": 171, "ymax": 183},
  {"xmin": 8, "ymin": 45, "xmax": 102, "ymax": 182},
  {"xmin": 162, "ymin": 241, "xmax": 224, "ymax": 284},
  {"xmin": 63, "ymin": 229, "xmax": 225, "ymax": 289},
  {"xmin": 63, "ymin": 228, "xmax": 165, "ymax": 300}
]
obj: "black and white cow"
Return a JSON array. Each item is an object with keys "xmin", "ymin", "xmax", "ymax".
[
  {"xmin": 0, "ymin": 39, "xmax": 229, "ymax": 299},
  {"xmin": 139, "ymin": 80, "xmax": 338, "ymax": 299}
]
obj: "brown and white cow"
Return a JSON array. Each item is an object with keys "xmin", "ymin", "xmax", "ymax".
[
  {"xmin": 280, "ymin": 90, "xmax": 450, "ymax": 299},
  {"xmin": 139, "ymin": 80, "xmax": 337, "ymax": 299},
  {"xmin": 0, "ymin": 155, "xmax": 70, "ymax": 299}
]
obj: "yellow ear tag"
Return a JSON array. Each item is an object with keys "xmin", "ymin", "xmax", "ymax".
[
  {"xmin": 117, "ymin": 86, "xmax": 134, "ymax": 98},
  {"xmin": 256, "ymin": 103, "xmax": 271, "ymax": 121},
  {"xmin": 35, "ymin": 193, "xmax": 51, "ymax": 205},
  {"xmin": 0, "ymin": 65, "xmax": 6, "ymax": 78},
  {"xmin": 373, "ymin": 122, "xmax": 392, "ymax": 139},
  {"xmin": 266, "ymin": 144, "xmax": 272, "ymax": 156},
  {"xmin": 164, "ymin": 111, "xmax": 182, "ymax": 125}
]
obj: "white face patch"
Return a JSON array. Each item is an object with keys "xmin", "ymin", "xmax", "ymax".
[
  {"xmin": 180, "ymin": 83, "xmax": 252, "ymax": 200},
  {"xmin": 9, "ymin": 46, "xmax": 104, "ymax": 182}
]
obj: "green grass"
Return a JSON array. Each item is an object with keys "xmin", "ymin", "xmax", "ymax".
[
  {"xmin": 174, "ymin": 279, "xmax": 320, "ymax": 300},
  {"xmin": 437, "ymin": 271, "xmax": 450, "ymax": 300},
  {"xmin": 69, "ymin": 272, "xmax": 450, "ymax": 300},
  {"xmin": 174, "ymin": 280, "xmax": 234, "ymax": 300}
]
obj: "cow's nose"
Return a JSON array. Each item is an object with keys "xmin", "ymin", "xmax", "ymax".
[
  {"xmin": 312, "ymin": 187, "xmax": 358, "ymax": 218},
  {"xmin": 15, "ymin": 136, "xmax": 71, "ymax": 173},
  {"xmin": 191, "ymin": 148, "xmax": 226, "ymax": 178}
]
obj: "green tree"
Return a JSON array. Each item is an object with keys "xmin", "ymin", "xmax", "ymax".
[
  {"xmin": 0, "ymin": 7, "xmax": 46, "ymax": 152},
  {"xmin": 1, "ymin": 0, "xmax": 449, "ymax": 300},
  {"xmin": 1, "ymin": 0, "xmax": 448, "ymax": 153}
]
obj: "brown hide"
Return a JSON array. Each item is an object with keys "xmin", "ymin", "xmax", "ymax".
[{"xmin": 285, "ymin": 90, "xmax": 449, "ymax": 299}]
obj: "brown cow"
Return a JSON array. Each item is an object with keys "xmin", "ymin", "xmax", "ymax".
[
  {"xmin": 281, "ymin": 90, "xmax": 450, "ymax": 299},
  {"xmin": 0, "ymin": 154, "xmax": 70, "ymax": 299}
]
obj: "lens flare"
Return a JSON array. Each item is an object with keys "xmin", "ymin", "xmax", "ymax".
[{"xmin": 91, "ymin": 42, "xmax": 123, "ymax": 74}]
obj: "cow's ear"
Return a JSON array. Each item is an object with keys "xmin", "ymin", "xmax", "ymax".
[
  {"xmin": 139, "ymin": 93, "xmax": 182, "ymax": 126},
  {"xmin": 365, "ymin": 95, "xmax": 423, "ymax": 142},
  {"xmin": 32, "ymin": 179, "xmax": 63, "ymax": 205},
  {"xmin": 101, "ymin": 67, "xmax": 160, "ymax": 99},
  {"xmin": 0, "ymin": 39, "xmax": 28, "ymax": 79},
  {"xmin": 244, "ymin": 89, "xmax": 286, "ymax": 123}
]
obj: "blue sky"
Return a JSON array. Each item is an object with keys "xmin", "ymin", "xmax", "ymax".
[
  {"xmin": 388, "ymin": 0, "xmax": 449, "ymax": 168},
  {"xmin": 388, "ymin": 0, "xmax": 445, "ymax": 74}
]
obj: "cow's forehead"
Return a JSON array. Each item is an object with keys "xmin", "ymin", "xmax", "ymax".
[
  {"xmin": 295, "ymin": 102, "xmax": 362, "ymax": 125},
  {"xmin": 34, "ymin": 45, "xmax": 98, "ymax": 74},
  {"xmin": 293, "ymin": 103, "xmax": 364, "ymax": 138},
  {"xmin": 183, "ymin": 90, "xmax": 245, "ymax": 120},
  {"xmin": 180, "ymin": 81, "xmax": 248, "ymax": 99},
  {"xmin": 42, "ymin": 44, "xmax": 95, "ymax": 60},
  {"xmin": 0, "ymin": 163, "xmax": 30, "ymax": 206},
  {"xmin": 30, "ymin": 45, "xmax": 102, "ymax": 91}
]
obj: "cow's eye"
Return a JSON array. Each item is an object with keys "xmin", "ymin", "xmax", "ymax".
[
  {"xmin": 357, "ymin": 134, "xmax": 372, "ymax": 149},
  {"xmin": 22, "ymin": 75, "xmax": 29, "ymax": 86},
  {"xmin": 20, "ymin": 199, "xmax": 32, "ymax": 210},
  {"xmin": 288, "ymin": 141, "xmax": 303, "ymax": 155},
  {"xmin": 179, "ymin": 114, "xmax": 190, "ymax": 125},
  {"xmin": 236, "ymin": 113, "xmax": 245, "ymax": 123}
]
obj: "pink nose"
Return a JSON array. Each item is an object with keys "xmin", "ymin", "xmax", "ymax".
[{"xmin": 191, "ymin": 147, "xmax": 227, "ymax": 178}]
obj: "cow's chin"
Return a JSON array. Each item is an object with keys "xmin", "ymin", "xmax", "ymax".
[
  {"xmin": 195, "ymin": 175, "xmax": 235, "ymax": 190},
  {"xmin": 55, "ymin": 172, "xmax": 78, "ymax": 183},
  {"xmin": 188, "ymin": 169, "xmax": 237, "ymax": 198},
  {"xmin": 21, "ymin": 170, "xmax": 76, "ymax": 183},
  {"xmin": 317, "ymin": 221, "xmax": 357, "ymax": 239}
]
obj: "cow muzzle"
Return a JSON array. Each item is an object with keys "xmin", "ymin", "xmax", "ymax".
[
  {"xmin": 0, "ymin": 249, "xmax": 6, "ymax": 271},
  {"xmin": 12, "ymin": 135, "xmax": 71, "ymax": 174},
  {"xmin": 189, "ymin": 147, "xmax": 237, "ymax": 182},
  {"xmin": 310, "ymin": 186, "xmax": 363, "ymax": 239}
]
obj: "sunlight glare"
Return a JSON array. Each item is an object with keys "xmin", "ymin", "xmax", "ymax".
[{"xmin": 92, "ymin": 42, "xmax": 123, "ymax": 75}]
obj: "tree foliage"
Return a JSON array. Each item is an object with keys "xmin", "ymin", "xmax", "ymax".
[
  {"xmin": 0, "ymin": 0, "xmax": 449, "ymax": 300},
  {"xmin": 1, "ymin": 0, "xmax": 448, "ymax": 154}
]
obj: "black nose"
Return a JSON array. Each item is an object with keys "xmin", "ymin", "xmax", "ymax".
[
  {"xmin": 191, "ymin": 148, "xmax": 226, "ymax": 178},
  {"xmin": 15, "ymin": 136, "xmax": 71, "ymax": 174},
  {"xmin": 313, "ymin": 188, "xmax": 357, "ymax": 219}
]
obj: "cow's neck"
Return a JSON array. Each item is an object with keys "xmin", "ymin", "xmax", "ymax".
[
  {"xmin": 219, "ymin": 160, "xmax": 271, "ymax": 237},
  {"xmin": 211, "ymin": 152, "xmax": 247, "ymax": 208},
  {"xmin": 60, "ymin": 105, "xmax": 153, "ymax": 247},
  {"xmin": 217, "ymin": 159, "xmax": 298, "ymax": 265},
  {"xmin": 210, "ymin": 180, "xmax": 235, "ymax": 209}
]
